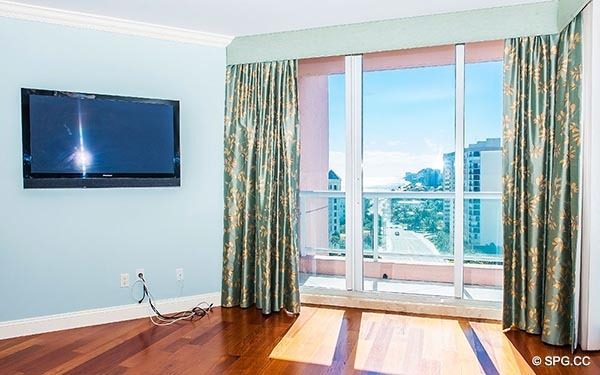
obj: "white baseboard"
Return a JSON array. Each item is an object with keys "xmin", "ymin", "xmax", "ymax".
[{"xmin": 0, "ymin": 292, "xmax": 221, "ymax": 340}]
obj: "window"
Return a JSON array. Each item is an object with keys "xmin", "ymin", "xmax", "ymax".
[
  {"xmin": 298, "ymin": 56, "xmax": 346, "ymax": 290},
  {"xmin": 463, "ymin": 41, "xmax": 504, "ymax": 301},
  {"xmin": 299, "ymin": 41, "xmax": 503, "ymax": 302}
]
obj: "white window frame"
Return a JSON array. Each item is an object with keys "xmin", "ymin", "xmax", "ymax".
[
  {"xmin": 345, "ymin": 55, "xmax": 364, "ymax": 292},
  {"xmin": 453, "ymin": 44, "xmax": 466, "ymax": 298},
  {"xmin": 300, "ymin": 43, "xmax": 503, "ymax": 300},
  {"xmin": 580, "ymin": 1, "xmax": 600, "ymax": 351}
]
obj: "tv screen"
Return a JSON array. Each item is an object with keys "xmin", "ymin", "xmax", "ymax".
[{"xmin": 21, "ymin": 89, "xmax": 180, "ymax": 188}]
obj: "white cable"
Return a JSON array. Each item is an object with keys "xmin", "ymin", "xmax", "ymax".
[
  {"xmin": 130, "ymin": 276, "xmax": 212, "ymax": 326},
  {"xmin": 149, "ymin": 314, "xmax": 192, "ymax": 326}
]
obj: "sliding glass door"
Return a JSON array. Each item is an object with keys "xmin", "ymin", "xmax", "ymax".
[
  {"xmin": 298, "ymin": 41, "xmax": 503, "ymax": 302},
  {"xmin": 462, "ymin": 42, "xmax": 504, "ymax": 301},
  {"xmin": 361, "ymin": 46, "xmax": 456, "ymax": 296}
]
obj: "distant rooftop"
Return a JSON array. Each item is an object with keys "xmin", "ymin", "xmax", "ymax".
[
  {"xmin": 443, "ymin": 138, "xmax": 501, "ymax": 157},
  {"xmin": 466, "ymin": 138, "xmax": 501, "ymax": 151},
  {"xmin": 328, "ymin": 170, "xmax": 340, "ymax": 180}
]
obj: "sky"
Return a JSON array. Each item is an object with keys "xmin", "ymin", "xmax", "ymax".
[{"xmin": 328, "ymin": 60, "xmax": 503, "ymax": 189}]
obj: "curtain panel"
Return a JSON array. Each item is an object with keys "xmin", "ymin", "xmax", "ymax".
[
  {"xmin": 502, "ymin": 15, "xmax": 582, "ymax": 346},
  {"xmin": 221, "ymin": 60, "xmax": 301, "ymax": 315}
]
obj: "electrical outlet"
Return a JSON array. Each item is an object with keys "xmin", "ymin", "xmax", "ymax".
[
  {"xmin": 136, "ymin": 268, "xmax": 144, "ymax": 279},
  {"xmin": 176, "ymin": 268, "xmax": 184, "ymax": 281},
  {"xmin": 120, "ymin": 273, "xmax": 130, "ymax": 288}
]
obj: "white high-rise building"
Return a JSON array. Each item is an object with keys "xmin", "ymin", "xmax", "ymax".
[{"xmin": 443, "ymin": 138, "xmax": 502, "ymax": 253}]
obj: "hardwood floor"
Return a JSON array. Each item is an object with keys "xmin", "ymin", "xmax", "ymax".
[{"xmin": 0, "ymin": 305, "xmax": 598, "ymax": 374}]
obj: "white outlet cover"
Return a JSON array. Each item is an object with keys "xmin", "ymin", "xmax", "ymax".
[{"xmin": 120, "ymin": 273, "xmax": 130, "ymax": 288}]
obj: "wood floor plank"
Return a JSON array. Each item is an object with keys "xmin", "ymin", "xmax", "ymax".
[
  {"xmin": 63, "ymin": 323, "xmax": 185, "ymax": 374},
  {"xmin": 504, "ymin": 328, "xmax": 600, "ymax": 375},
  {"xmin": 270, "ymin": 306, "xmax": 345, "ymax": 366},
  {"xmin": 45, "ymin": 320, "xmax": 157, "ymax": 375},
  {"xmin": 353, "ymin": 312, "xmax": 484, "ymax": 375},
  {"xmin": 0, "ymin": 337, "xmax": 40, "ymax": 359},
  {"xmin": 0, "ymin": 306, "xmax": 597, "ymax": 374},
  {"xmin": 469, "ymin": 321, "xmax": 534, "ymax": 375},
  {"xmin": 0, "ymin": 345, "xmax": 44, "ymax": 374},
  {"xmin": 119, "ymin": 315, "xmax": 221, "ymax": 369},
  {"xmin": 328, "ymin": 310, "xmax": 362, "ymax": 374},
  {"xmin": 6, "ymin": 324, "xmax": 110, "ymax": 374},
  {"xmin": 0, "ymin": 335, "xmax": 37, "ymax": 353},
  {"xmin": 17, "ymin": 338, "xmax": 91, "ymax": 374},
  {"xmin": 72, "ymin": 319, "xmax": 151, "ymax": 354}
]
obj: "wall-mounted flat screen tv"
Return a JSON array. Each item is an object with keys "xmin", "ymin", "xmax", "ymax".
[{"xmin": 21, "ymin": 89, "xmax": 180, "ymax": 189}]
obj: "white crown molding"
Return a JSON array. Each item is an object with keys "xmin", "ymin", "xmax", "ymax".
[
  {"xmin": 0, "ymin": 0, "xmax": 234, "ymax": 47},
  {"xmin": 0, "ymin": 292, "xmax": 221, "ymax": 340}
]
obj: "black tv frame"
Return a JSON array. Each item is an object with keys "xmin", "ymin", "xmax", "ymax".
[{"xmin": 21, "ymin": 88, "xmax": 181, "ymax": 189}]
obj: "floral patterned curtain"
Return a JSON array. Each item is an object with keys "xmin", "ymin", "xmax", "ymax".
[
  {"xmin": 221, "ymin": 60, "xmax": 301, "ymax": 314},
  {"xmin": 502, "ymin": 15, "xmax": 582, "ymax": 346}
]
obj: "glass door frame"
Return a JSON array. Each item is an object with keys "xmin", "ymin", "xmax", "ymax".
[
  {"xmin": 345, "ymin": 54, "xmax": 364, "ymax": 291},
  {"xmin": 343, "ymin": 44, "xmax": 469, "ymax": 298},
  {"xmin": 299, "ymin": 43, "xmax": 503, "ymax": 301}
]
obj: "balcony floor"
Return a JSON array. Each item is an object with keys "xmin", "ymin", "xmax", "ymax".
[{"xmin": 300, "ymin": 273, "xmax": 502, "ymax": 302}]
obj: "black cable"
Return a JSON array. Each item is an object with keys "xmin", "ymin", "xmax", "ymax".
[{"xmin": 137, "ymin": 274, "xmax": 213, "ymax": 322}]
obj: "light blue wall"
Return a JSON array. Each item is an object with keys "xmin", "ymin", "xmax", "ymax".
[{"xmin": 0, "ymin": 17, "xmax": 225, "ymax": 321}]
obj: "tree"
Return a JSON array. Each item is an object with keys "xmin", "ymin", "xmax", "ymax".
[
  {"xmin": 329, "ymin": 231, "xmax": 341, "ymax": 249},
  {"xmin": 389, "ymin": 198, "xmax": 451, "ymax": 253}
]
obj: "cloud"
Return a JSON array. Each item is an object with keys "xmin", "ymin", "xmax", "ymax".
[
  {"xmin": 327, "ymin": 150, "xmax": 445, "ymax": 190},
  {"xmin": 363, "ymin": 151, "xmax": 444, "ymax": 189}
]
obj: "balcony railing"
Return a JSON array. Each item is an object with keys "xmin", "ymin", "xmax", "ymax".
[
  {"xmin": 299, "ymin": 189, "xmax": 503, "ymax": 265},
  {"xmin": 302, "ymin": 246, "xmax": 503, "ymax": 264},
  {"xmin": 299, "ymin": 190, "xmax": 502, "ymax": 199}
]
